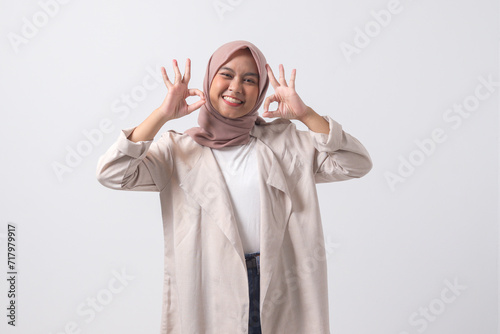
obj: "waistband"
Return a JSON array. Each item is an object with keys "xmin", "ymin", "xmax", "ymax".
[{"xmin": 245, "ymin": 252, "xmax": 260, "ymax": 274}]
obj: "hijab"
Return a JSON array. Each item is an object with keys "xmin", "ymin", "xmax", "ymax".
[{"xmin": 184, "ymin": 40, "xmax": 270, "ymax": 148}]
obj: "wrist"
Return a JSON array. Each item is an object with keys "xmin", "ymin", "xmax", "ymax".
[
  {"xmin": 298, "ymin": 106, "xmax": 317, "ymax": 123},
  {"xmin": 153, "ymin": 108, "xmax": 173, "ymax": 124}
]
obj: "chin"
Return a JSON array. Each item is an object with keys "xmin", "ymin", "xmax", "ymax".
[
  {"xmin": 219, "ymin": 111, "xmax": 241, "ymax": 119},
  {"xmin": 217, "ymin": 107, "xmax": 248, "ymax": 119}
]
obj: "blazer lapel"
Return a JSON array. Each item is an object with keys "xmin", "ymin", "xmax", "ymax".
[
  {"xmin": 254, "ymin": 138, "xmax": 299, "ymax": 315},
  {"xmin": 178, "ymin": 130, "xmax": 302, "ymax": 316},
  {"xmin": 179, "ymin": 146, "xmax": 246, "ymax": 265}
]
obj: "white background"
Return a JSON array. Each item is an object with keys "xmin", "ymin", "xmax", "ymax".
[{"xmin": 1, "ymin": 0, "xmax": 498, "ymax": 333}]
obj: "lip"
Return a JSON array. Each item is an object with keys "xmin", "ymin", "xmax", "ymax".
[
  {"xmin": 222, "ymin": 95, "xmax": 244, "ymax": 107},
  {"xmin": 222, "ymin": 95, "xmax": 244, "ymax": 103}
]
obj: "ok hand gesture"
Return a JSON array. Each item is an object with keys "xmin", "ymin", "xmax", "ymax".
[
  {"xmin": 157, "ymin": 58, "xmax": 206, "ymax": 121},
  {"xmin": 262, "ymin": 64, "xmax": 311, "ymax": 121}
]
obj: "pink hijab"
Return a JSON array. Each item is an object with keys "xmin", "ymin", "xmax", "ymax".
[{"xmin": 184, "ymin": 40, "xmax": 270, "ymax": 148}]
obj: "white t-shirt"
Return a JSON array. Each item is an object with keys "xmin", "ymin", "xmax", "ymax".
[{"xmin": 210, "ymin": 136, "xmax": 260, "ymax": 254}]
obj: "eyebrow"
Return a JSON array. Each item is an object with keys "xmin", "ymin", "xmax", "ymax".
[{"xmin": 219, "ymin": 66, "xmax": 259, "ymax": 78}]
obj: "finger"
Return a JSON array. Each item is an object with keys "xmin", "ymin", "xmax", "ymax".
[
  {"xmin": 183, "ymin": 58, "xmax": 191, "ymax": 83},
  {"xmin": 265, "ymin": 64, "xmax": 280, "ymax": 89},
  {"xmin": 262, "ymin": 97, "xmax": 278, "ymax": 117},
  {"xmin": 188, "ymin": 88, "xmax": 206, "ymax": 100},
  {"xmin": 161, "ymin": 67, "xmax": 172, "ymax": 89},
  {"xmin": 173, "ymin": 59, "xmax": 182, "ymax": 84},
  {"xmin": 263, "ymin": 95, "xmax": 272, "ymax": 112},
  {"xmin": 279, "ymin": 64, "xmax": 288, "ymax": 87},
  {"xmin": 289, "ymin": 69, "xmax": 296, "ymax": 90},
  {"xmin": 263, "ymin": 94, "xmax": 277, "ymax": 112}
]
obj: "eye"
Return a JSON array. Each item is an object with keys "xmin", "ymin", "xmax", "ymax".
[
  {"xmin": 245, "ymin": 78, "xmax": 256, "ymax": 84},
  {"xmin": 220, "ymin": 73, "xmax": 232, "ymax": 78}
]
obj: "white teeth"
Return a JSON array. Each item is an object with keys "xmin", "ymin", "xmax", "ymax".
[{"xmin": 223, "ymin": 96, "xmax": 243, "ymax": 104}]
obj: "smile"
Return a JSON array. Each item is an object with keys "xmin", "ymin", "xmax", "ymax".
[{"xmin": 222, "ymin": 96, "xmax": 244, "ymax": 106}]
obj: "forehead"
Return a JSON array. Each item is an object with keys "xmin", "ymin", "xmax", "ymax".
[{"xmin": 220, "ymin": 49, "xmax": 258, "ymax": 70}]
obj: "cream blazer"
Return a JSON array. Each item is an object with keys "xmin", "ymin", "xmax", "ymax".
[{"xmin": 96, "ymin": 115, "xmax": 372, "ymax": 334}]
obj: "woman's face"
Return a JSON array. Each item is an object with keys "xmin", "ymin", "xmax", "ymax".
[{"xmin": 209, "ymin": 49, "xmax": 260, "ymax": 119}]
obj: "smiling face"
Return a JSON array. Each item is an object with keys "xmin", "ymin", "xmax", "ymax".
[{"xmin": 209, "ymin": 48, "xmax": 260, "ymax": 119}]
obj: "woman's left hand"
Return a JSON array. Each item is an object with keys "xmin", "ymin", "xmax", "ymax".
[{"xmin": 262, "ymin": 64, "xmax": 311, "ymax": 121}]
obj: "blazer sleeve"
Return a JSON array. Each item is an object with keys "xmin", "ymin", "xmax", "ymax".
[
  {"xmin": 294, "ymin": 114, "xmax": 373, "ymax": 183},
  {"xmin": 95, "ymin": 126, "xmax": 173, "ymax": 192}
]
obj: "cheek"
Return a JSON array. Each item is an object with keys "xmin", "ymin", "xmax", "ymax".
[
  {"xmin": 209, "ymin": 88, "xmax": 217, "ymax": 101},
  {"xmin": 209, "ymin": 83, "xmax": 220, "ymax": 101},
  {"xmin": 249, "ymin": 88, "xmax": 260, "ymax": 104}
]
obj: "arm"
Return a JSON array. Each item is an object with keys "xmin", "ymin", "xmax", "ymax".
[
  {"xmin": 298, "ymin": 108, "xmax": 372, "ymax": 183},
  {"xmin": 95, "ymin": 114, "xmax": 174, "ymax": 192},
  {"xmin": 96, "ymin": 58, "xmax": 206, "ymax": 192},
  {"xmin": 262, "ymin": 64, "xmax": 372, "ymax": 183},
  {"xmin": 127, "ymin": 108, "xmax": 171, "ymax": 142},
  {"xmin": 298, "ymin": 106, "xmax": 330, "ymax": 134}
]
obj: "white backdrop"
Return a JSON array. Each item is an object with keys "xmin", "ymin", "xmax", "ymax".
[{"xmin": 1, "ymin": 0, "xmax": 498, "ymax": 333}]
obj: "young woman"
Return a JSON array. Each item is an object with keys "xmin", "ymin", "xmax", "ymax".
[{"xmin": 96, "ymin": 40, "xmax": 372, "ymax": 334}]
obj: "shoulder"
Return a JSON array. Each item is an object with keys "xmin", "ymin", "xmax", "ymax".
[
  {"xmin": 251, "ymin": 117, "xmax": 300, "ymax": 140},
  {"xmin": 251, "ymin": 117, "xmax": 311, "ymax": 147},
  {"xmin": 158, "ymin": 129, "xmax": 198, "ymax": 148},
  {"xmin": 156, "ymin": 129, "xmax": 205, "ymax": 164},
  {"xmin": 251, "ymin": 118, "xmax": 316, "ymax": 166}
]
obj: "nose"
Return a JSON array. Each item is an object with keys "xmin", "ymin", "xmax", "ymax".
[{"xmin": 228, "ymin": 78, "xmax": 243, "ymax": 94}]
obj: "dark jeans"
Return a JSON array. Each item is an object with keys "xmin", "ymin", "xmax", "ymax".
[{"xmin": 245, "ymin": 252, "xmax": 262, "ymax": 334}]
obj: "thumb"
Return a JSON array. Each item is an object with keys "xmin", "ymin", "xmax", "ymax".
[
  {"xmin": 187, "ymin": 97, "xmax": 206, "ymax": 114},
  {"xmin": 262, "ymin": 109, "xmax": 278, "ymax": 118}
]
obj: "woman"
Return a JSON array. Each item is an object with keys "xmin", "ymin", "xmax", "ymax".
[{"xmin": 96, "ymin": 40, "xmax": 372, "ymax": 334}]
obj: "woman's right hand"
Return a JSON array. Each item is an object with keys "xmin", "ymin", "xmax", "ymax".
[{"xmin": 157, "ymin": 58, "xmax": 206, "ymax": 121}]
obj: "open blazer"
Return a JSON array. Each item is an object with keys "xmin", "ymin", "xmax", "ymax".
[{"xmin": 96, "ymin": 114, "xmax": 372, "ymax": 334}]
